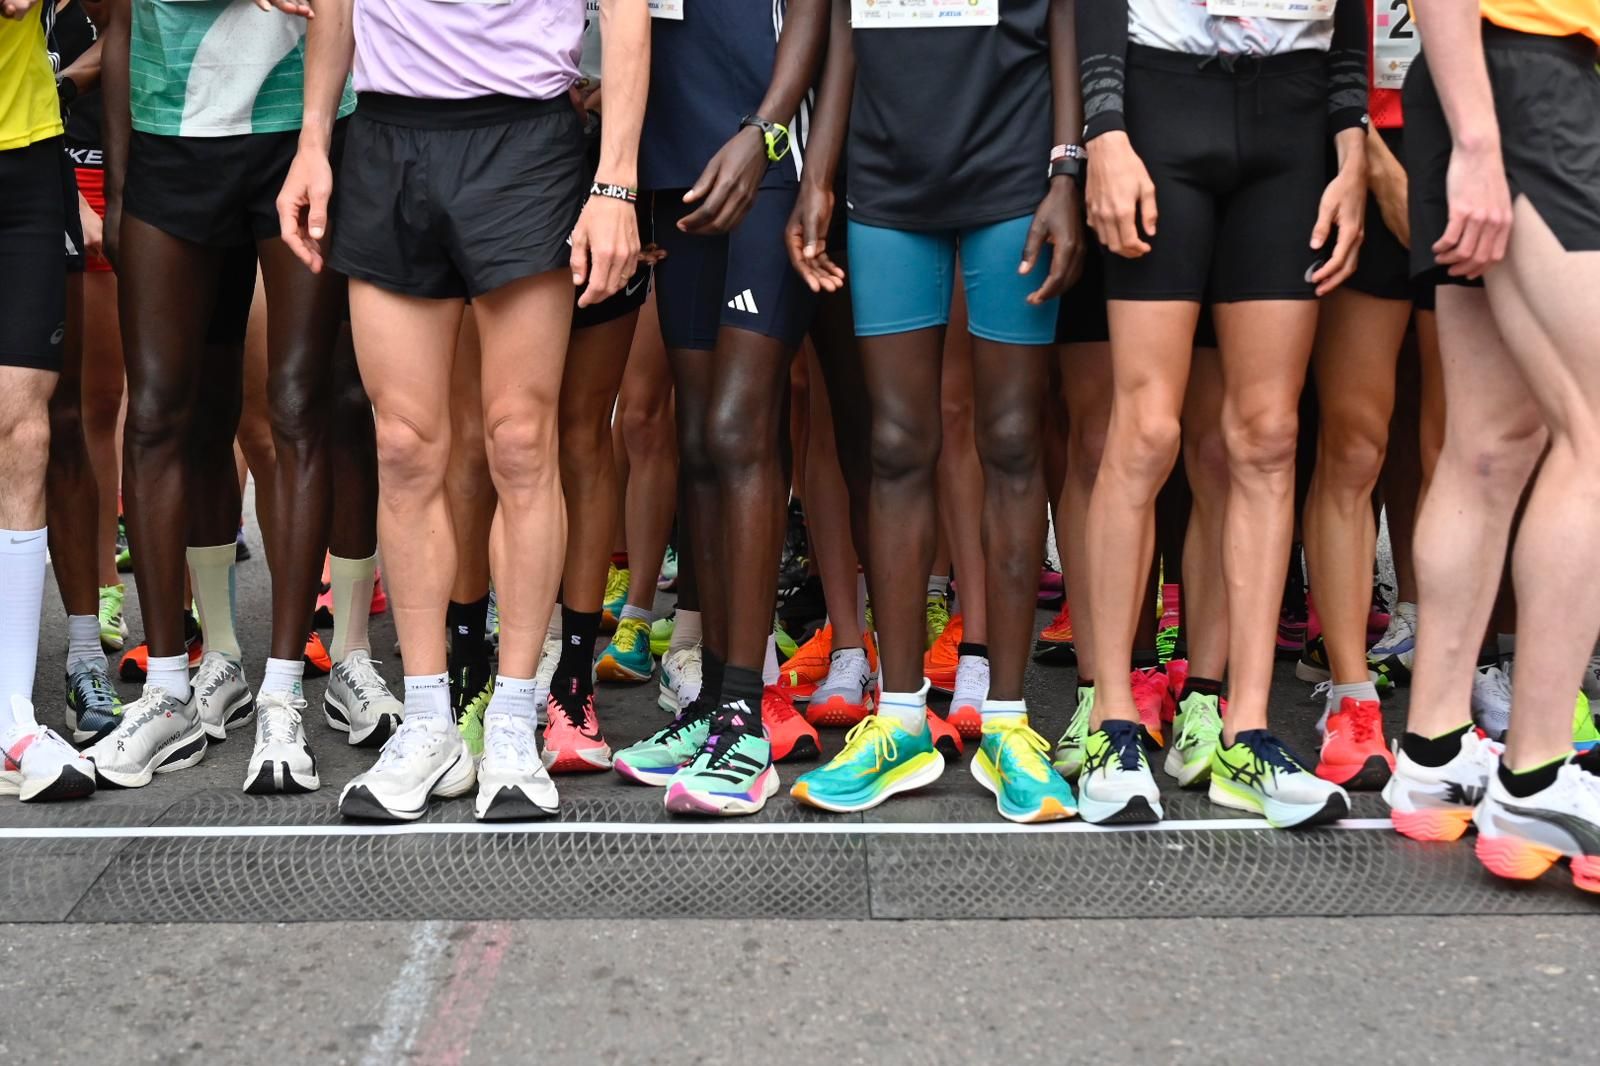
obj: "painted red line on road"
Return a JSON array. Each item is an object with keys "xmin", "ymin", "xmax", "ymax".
[{"xmin": 413, "ymin": 921, "xmax": 513, "ymax": 1066}]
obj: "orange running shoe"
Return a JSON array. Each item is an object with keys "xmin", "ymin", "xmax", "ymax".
[
  {"xmin": 1130, "ymin": 666, "xmax": 1171, "ymax": 748},
  {"xmin": 304, "ymin": 631, "xmax": 334, "ymax": 677},
  {"xmin": 118, "ymin": 614, "xmax": 203, "ymax": 682},
  {"xmin": 926, "ymin": 709, "xmax": 964, "ymax": 759},
  {"xmin": 778, "ymin": 623, "xmax": 833, "ymax": 702},
  {"xmin": 763, "ymin": 685, "xmax": 820, "ymax": 762},
  {"xmin": 1038, "ymin": 605, "xmax": 1073, "ymax": 646},
  {"xmin": 370, "ymin": 570, "xmax": 388, "ymax": 615},
  {"xmin": 1315, "ymin": 696, "xmax": 1394, "ymax": 789},
  {"xmin": 925, "ymin": 615, "xmax": 964, "ymax": 692}
]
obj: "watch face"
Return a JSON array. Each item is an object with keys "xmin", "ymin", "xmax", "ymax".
[{"xmin": 768, "ymin": 124, "xmax": 791, "ymax": 160}]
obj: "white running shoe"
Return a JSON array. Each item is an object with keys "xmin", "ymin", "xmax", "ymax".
[
  {"xmin": 658, "ymin": 643, "xmax": 703, "ymax": 714},
  {"xmin": 243, "ymin": 692, "xmax": 321, "ymax": 794},
  {"xmin": 1583, "ymin": 655, "xmax": 1600, "ymax": 703},
  {"xmin": 324, "ymin": 650, "xmax": 403, "ymax": 747},
  {"xmin": 1472, "ymin": 664, "xmax": 1513, "ymax": 741},
  {"xmin": 1474, "ymin": 759, "xmax": 1600, "ymax": 893},
  {"xmin": 474, "ymin": 710, "xmax": 559, "ymax": 821},
  {"xmin": 193, "ymin": 652, "xmax": 255, "ymax": 741},
  {"xmin": 86, "ymin": 684, "xmax": 207, "ymax": 788},
  {"xmin": 1078, "ymin": 720, "xmax": 1164, "ymax": 824},
  {"xmin": 532, "ymin": 631, "xmax": 563, "ymax": 727},
  {"xmin": 0, "ymin": 697, "xmax": 96, "ymax": 802},
  {"xmin": 1383, "ymin": 727, "xmax": 1502, "ymax": 842},
  {"xmin": 338, "ymin": 716, "xmax": 475, "ymax": 821}
]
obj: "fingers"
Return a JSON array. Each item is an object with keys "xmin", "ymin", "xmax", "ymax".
[
  {"xmin": 1138, "ymin": 179, "xmax": 1158, "ymax": 240},
  {"xmin": 1019, "ymin": 216, "xmax": 1046, "ymax": 277},
  {"xmin": 276, "ymin": 188, "xmax": 316, "ymax": 271},
  {"xmin": 1309, "ymin": 196, "xmax": 1334, "ymax": 252},
  {"xmin": 1311, "ymin": 220, "xmax": 1361, "ymax": 295},
  {"xmin": 570, "ymin": 225, "xmax": 591, "ymax": 292}
]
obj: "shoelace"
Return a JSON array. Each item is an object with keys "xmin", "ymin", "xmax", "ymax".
[
  {"xmin": 116, "ymin": 686, "xmax": 176, "ymax": 734},
  {"xmin": 1173, "ymin": 697, "xmax": 1221, "ymax": 751},
  {"xmin": 1376, "ymin": 608, "xmax": 1416, "ymax": 650},
  {"xmin": 985, "ymin": 718, "xmax": 1052, "ymax": 763},
  {"xmin": 548, "ymin": 678, "xmax": 594, "ymax": 730},
  {"xmin": 953, "ymin": 657, "xmax": 991, "ymax": 703},
  {"xmin": 485, "ymin": 712, "xmax": 537, "ymax": 763},
  {"xmin": 762, "ymin": 688, "xmax": 799, "ymax": 723},
  {"xmin": 73, "ymin": 668, "xmax": 120, "ymax": 710},
  {"xmin": 612, "ymin": 620, "xmax": 646, "ymax": 653},
  {"xmin": 658, "ymin": 699, "xmax": 711, "ymax": 744},
  {"xmin": 195, "ymin": 657, "xmax": 237, "ymax": 698},
  {"xmin": 1100, "ymin": 719, "xmax": 1145, "ymax": 772},
  {"xmin": 829, "ymin": 715, "xmax": 898, "ymax": 771},
  {"xmin": 375, "ymin": 718, "xmax": 443, "ymax": 768},
  {"xmin": 1057, "ymin": 696, "xmax": 1090, "ymax": 750},
  {"xmin": 344, "ymin": 656, "xmax": 394, "ymax": 702},
  {"xmin": 1233, "ymin": 729, "xmax": 1307, "ymax": 778},
  {"xmin": 1345, "ymin": 701, "xmax": 1381, "ymax": 743},
  {"xmin": 604, "ymin": 568, "xmax": 629, "ymax": 604},
  {"xmin": 259, "ymin": 696, "xmax": 307, "ymax": 745},
  {"xmin": 666, "ymin": 647, "xmax": 702, "ymax": 687}
]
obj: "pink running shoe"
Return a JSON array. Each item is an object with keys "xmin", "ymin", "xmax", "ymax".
[{"xmin": 543, "ymin": 678, "xmax": 613, "ymax": 773}]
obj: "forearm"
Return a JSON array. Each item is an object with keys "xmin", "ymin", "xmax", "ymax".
[
  {"xmin": 60, "ymin": 38, "xmax": 102, "ymax": 93},
  {"xmin": 100, "ymin": 0, "xmax": 130, "ymax": 202},
  {"xmin": 1077, "ymin": 0, "xmax": 1127, "ymax": 141},
  {"xmin": 1048, "ymin": 0, "xmax": 1082, "ymax": 146},
  {"xmin": 799, "ymin": 0, "xmax": 852, "ymax": 191},
  {"xmin": 596, "ymin": 0, "xmax": 648, "ymax": 188},
  {"xmin": 1326, "ymin": 0, "xmax": 1367, "ymax": 133},
  {"xmin": 1332, "ymin": 126, "xmax": 1365, "ymax": 173},
  {"xmin": 299, "ymin": 0, "xmax": 355, "ymax": 155},
  {"xmin": 754, "ymin": 0, "xmax": 828, "ymax": 128},
  {"xmin": 1410, "ymin": 0, "xmax": 1498, "ymax": 150}
]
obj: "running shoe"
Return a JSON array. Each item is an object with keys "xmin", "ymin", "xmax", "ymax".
[
  {"xmin": 1051, "ymin": 685, "xmax": 1093, "ymax": 779},
  {"xmin": 1314, "ymin": 695, "xmax": 1394, "ymax": 789},
  {"xmin": 193, "ymin": 652, "xmax": 255, "ymax": 741},
  {"xmin": 948, "ymin": 650, "xmax": 989, "ymax": 740},
  {"xmin": 339, "ymin": 716, "xmax": 476, "ymax": 822},
  {"xmin": 1474, "ymin": 759, "xmax": 1600, "ymax": 894},
  {"xmin": 1472, "ymin": 664, "xmax": 1513, "ymax": 741},
  {"xmin": 1130, "ymin": 666, "xmax": 1171, "ymax": 748},
  {"xmin": 1276, "ymin": 603, "xmax": 1308, "ymax": 658},
  {"xmin": 924, "ymin": 615, "xmax": 964, "ymax": 692},
  {"xmin": 1078, "ymin": 719, "xmax": 1163, "ymax": 824},
  {"xmin": 1164, "ymin": 659, "xmax": 1188, "ymax": 718},
  {"xmin": 475, "ymin": 709, "xmax": 559, "ymax": 820},
  {"xmin": 85, "ymin": 685, "xmax": 208, "ymax": 788},
  {"xmin": 970, "ymin": 715, "xmax": 1077, "ymax": 823},
  {"xmin": 791, "ymin": 714, "xmax": 944, "ymax": 812},
  {"xmin": 543, "ymin": 678, "xmax": 613, "ymax": 772},
  {"xmin": 1383, "ymin": 727, "xmax": 1502, "ymax": 842},
  {"xmin": 925, "ymin": 589, "xmax": 951, "ymax": 650},
  {"xmin": 115, "ymin": 515, "xmax": 131, "ymax": 572},
  {"xmin": 926, "ymin": 709, "xmax": 964, "ymax": 759},
  {"xmin": 1367, "ymin": 583, "xmax": 1392, "ymax": 646},
  {"xmin": 486, "ymin": 587, "xmax": 500, "ymax": 652},
  {"xmin": 658, "ymin": 643, "xmax": 703, "ymax": 714},
  {"xmin": 658, "ymin": 545, "xmax": 679, "ymax": 591},
  {"xmin": 650, "ymin": 615, "xmax": 675, "ymax": 657},
  {"xmin": 1155, "ymin": 623, "xmax": 1182, "ymax": 666},
  {"xmin": 1583, "ymin": 655, "xmax": 1600, "ymax": 704},
  {"xmin": 325, "ymin": 650, "xmax": 404, "ymax": 747},
  {"xmin": 601, "ymin": 564, "xmax": 629, "ymax": 630},
  {"xmin": 370, "ymin": 570, "xmax": 388, "ymax": 615},
  {"xmin": 1159, "ymin": 582, "xmax": 1181, "ymax": 633},
  {"xmin": 1, "ymin": 699, "xmax": 96, "ymax": 802},
  {"xmin": 777, "ymin": 572, "xmax": 828, "ymax": 630},
  {"xmin": 1164, "ymin": 691, "xmax": 1223, "ymax": 788},
  {"xmin": 119, "ymin": 613, "xmax": 203, "ymax": 682},
  {"xmin": 1295, "ymin": 635, "xmax": 1333, "ymax": 684},
  {"xmin": 778, "ymin": 622, "xmax": 833, "ymax": 703},
  {"xmin": 596, "ymin": 616, "xmax": 655, "ymax": 682},
  {"xmin": 664, "ymin": 728, "xmax": 778, "ymax": 816},
  {"xmin": 1033, "ymin": 604, "xmax": 1074, "ymax": 664},
  {"xmin": 243, "ymin": 692, "xmax": 320, "ymax": 794},
  {"xmin": 1367, "ymin": 601, "xmax": 1416, "ymax": 686},
  {"xmin": 235, "ymin": 525, "xmax": 251, "ymax": 561},
  {"xmin": 1038, "ymin": 563, "xmax": 1063, "ymax": 606},
  {"xmin": 313, "ymin": 585, "xmax": 334, "ymax": 629},
  {"xmin": 763, "ymin": 685, "xmax": 821, "ymax": 762},
  {"xmin": 457, "ymin": 680, "xmax": 491, "ymax": 759},
  {"xmin": 1575, "ymin": 693, "xmax": 1599, "ymax": 754},
  {"xmin": 303, "ymin": 631, "xmax": 332, "ymax": 677},
  {"xmin": 65, "ymin": 660, "xmax": 122, "ymax": 744},
  {"xmin": 531, "ymin": 630, "xmax": 562, "ymax": 722},
  {"xmin": 98, "ymin": 584, "xmax": 129, "ymax": 652},
  {"xmin": 805, "ymin": 647, "xmax": 874, "ymax": 728},
  {"xmin": 773, "ymin": 617, "xmax": 799, "ymax": 662},
  {"xmin": 614, "ymin": 699, "xmax": 712, "ymax": 786},
  {"xmin": 1209, "ymin": 730, "xmax": 1349, "ymax": 829},
  {"xmin": 450, "ymin": 659, "xmax": 493, "ymax": 731}
]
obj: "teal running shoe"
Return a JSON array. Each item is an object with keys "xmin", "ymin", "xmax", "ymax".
[
  {"xmin": 664, "ymin": 728, "xmax": 778, "ymax": 816},
  {"xmin": 1163, "ymin": 691, "xmax": 1223, "ymax": 788},
  {"xmin": 613, "ymin": 700, "xmax": 711, "ymax": 786},
  {"xmin": 791, "ymin": 714, "xmax": 944, "ymax": 812},
  {"xmin": 970, "ymin": 715, "xmax": 1077, "ymax": 823},
  {"xmin": 1051, "ymin": 685, "xmax": 1093, "ymax": 778},
  {"xmin": 650, "ymin": 615, "xmax": 676, "ymax": 658},
  {"xmin": 657, "ymin": 546, "xmax": 679, "ymax": 591},
  {"xmin": 596, "ymin": 617, "xmax": 654, "ymax": 683}
]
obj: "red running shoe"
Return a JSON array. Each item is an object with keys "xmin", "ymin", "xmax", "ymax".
[
  {"xmin": 1315, "ymin": 696, "xmax": 1394, "ymax": 789},
  {"xmin": 544, "ymin": 679, "xmax": 614, "ymax": 772},
  {"xmin": 763, "ymin": 685, "xmax": 820, "ymax": 763},
  {"xmin": 1131, "ymin": 666, "xmax": 1172, "ymax": 748},
  {"xmin": 925, "ymin": 615, "xmax": 964, "ymax": 692},
  {"xmin": 926, "ymin": 709, "xmax": 964, "ymax": 759},
  {"xmin": 778, "ymin": 623, "xmax": 833, "ymax": 703},
  {"xmin": 304, "ymin": 631, "xmax": 333, "ymax": 677},
  {"xmin": 1039, "ymin": 605, "xmax": 1073, "ymax": 646},
  {"xmin": 370, "ymin": 570, "xmax": 388, "ymax": 616}
]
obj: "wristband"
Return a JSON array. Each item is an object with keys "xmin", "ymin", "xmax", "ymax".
[
  {"xmin": 739, "ymin": 114, "xmax": 791, "ymax": 164},
  {"xmin": 1047, "ymin": 144, "xmax": 1084, "ymax": 182},
  {"xmin": 590, "ymin": 181, "xmax": 638, "ymax": 204}
]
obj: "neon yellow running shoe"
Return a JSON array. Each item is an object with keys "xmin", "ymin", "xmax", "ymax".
[
  {"xmin": 925, "ymin": 590, "xmax": 951, "ymax": 650},
  {"xmin": 458, "ymin": 677, "xmax": 493, "ymax": 758},
  {"xmin": 98, "ymin": 584, "xmax": 129, "ymax": 652},
  {"xmin": 602, "ymin": 565, "xmax": 629, "ymax": 628},
  {"xmin": 1574, "ymin": 692, "xmax": 1599, "ymax": 753}
]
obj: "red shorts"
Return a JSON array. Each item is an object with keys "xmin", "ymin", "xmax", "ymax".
[{"xmin": 74, "ymin": 165, "xmax": 113, "ymax": 273}]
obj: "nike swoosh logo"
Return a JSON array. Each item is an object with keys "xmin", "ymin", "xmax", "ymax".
[
  {"xmin": 624, "ymin": 271, "xmax": 647, "ymax": 298},
  {"xmin": 8, "ymin": 535, "xmax": 42, "ymax": 544}
]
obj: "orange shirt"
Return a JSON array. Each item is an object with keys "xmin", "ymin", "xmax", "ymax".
[{"xmin": 1481, "ymin": 0, "xmax": 1600, "ymax": 45}]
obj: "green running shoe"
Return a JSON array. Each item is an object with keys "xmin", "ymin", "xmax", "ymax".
[
  {"xmin": 596, "ymin": 617, "xmax": 654, "ymax": 683},
  {"xmin": 457, "ymin": 678, "xmax": 493, "ymax": 758},
  {"xmin": 1051, "ymin": 685, "xmax": 1093, "ymax": 778},
  {"xmin": 1163, "ymin": 691, "xmax": 1223, "ymax": 788},
  {"xmin": 791, "ymin": 714, "xmax": 945, "ymax": 812},
  {"xmin": 774, "ymin": 617, "xmax": 798, "ymax": 662},
  {"xmin": 650, "ymin": 615, "xmax": 676, "ymax": 658},
  {"xmin": 1209, "ymin": 729, "xmax": 1349, "ymax": 829},
  {"xmin": 664, "ymin": 728, "xmax": 778, "ymax": 816},
  {"xmin": 1078, "ymin": 719, "xmax": 1163, "ymax": 824},
  {"xmin": 971, "ymin": 715, "xmax": 1076, "ymax": 823},
  {"xmin": 657, "ymin": 545, "xmax": 679, "ymax": 591},
  {"xmin": 1156, "ymin": 622, "xmax": 1181, "ymax": 664},
  {"xmin": 115, "ymin": 516, "xmax": 132, "ymax": 572},
  {"xmin": 98, "ymin": 584, "xmax": 129, "ymax": 652},
  {"xmin": 925, "ymin": 590, "xmax": 951, "ymax": 650},
  {"xmin": 1575, "ymin": 692, "xmax": 1599, "ymax": 753},
  {"xmin": 614, "ymin": 700, "xmax": 713, "ymax": 786},
  {"xmin": 602, "ymin": 565, "xmax": 630, "ymax": 627}
]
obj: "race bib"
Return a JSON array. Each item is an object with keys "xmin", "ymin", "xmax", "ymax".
[
  {"xmin": 1372, "ymin": 0, "xmax": 1419, "ymax": 89},
  {"xmin": 850, "ymin": 0, "xmax": 1000, "ymax": 29},
  {"xmin": 428, "ymin": 0, "xmax": 513, "ymax": 7},
  {"xmin": 1205, "ymin": 0, "xmax": 1336, "ymax": 20},
  {"xmin": 586, "ymin": 0, "xmax": 682, "ymax": 16}
]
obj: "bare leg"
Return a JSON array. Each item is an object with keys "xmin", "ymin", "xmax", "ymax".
[
  {"xmin": 938, "ymin": 292, "xmax": 987, "ymax": 642},
  {"xmin": 1179, "ymin": 347, "xmax": 1230, "ymax": 682},
  {"xmin": 615, "ymin": 299, "xmax": 677, "ymax": 603},
  {"xmin": 80, "ymin": 270, "xmax": 126, "ymax": 588}
]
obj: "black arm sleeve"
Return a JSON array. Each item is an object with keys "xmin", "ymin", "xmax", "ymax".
[
  {"xmin": 1326, "ymin": 0, "xmax": 1368, "ymax": 134},
  {"xmin": 1077, "ymin": 0, "xmax": 1129, "ymax": 142}
]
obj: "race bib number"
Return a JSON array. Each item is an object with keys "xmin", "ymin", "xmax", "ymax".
[
  {"xmin": 850, "ymin": 0, "xmax": 1000, "ymax": 29},
  {"xmin": 586, "ymin": 0, "xmax": 682, "ymax": 15},
  {"xmin": 1372, "ymin": 0, "xmax": 1419, "ymax": 89},
  {"xmin": 1205, "ymin": 0, "xmax": 1336, "ymax": 20}
]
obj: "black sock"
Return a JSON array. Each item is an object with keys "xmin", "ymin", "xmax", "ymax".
[
  {"xmin": 1179, "ymin": 676, "xmax": 1224, "ymax": 701},
  {"xmin": 1477, "ymin": 645, "xmax": 1499, "ymax": 669},
  {"xmin": 716, "ymin": 665, "xmax": 764, "ymax": 734},
  {"xmin": 1132, "ymin": 648, "xmax": 1159, "ymax": 671},
  {"xmin": 1075, "ymin": 677, "xmax": 1095, "ymax": 703},
  {"xmin": 557, "ymin": 606, "xmax": 601, "ymax": 687},
  {"xmin": 1498, "ymin": 757, "xmax": 1564, "ymax": 798},
  {"xmin": 702, "ymin": 649, "xmax": 727, "ymax": 709},
  {"xmin": 1399, "ymin": 722, "xmax": 1472, "ymax": 768},
  {"xmin": 957, "ymin": 642, "xmax": 988, "ymax": 660},
  {"xmin": 447, "ymin": 593, "xmax": 491, "ymax": 673}
]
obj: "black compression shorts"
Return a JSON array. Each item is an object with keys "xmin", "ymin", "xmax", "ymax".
[{"xmin": 0, "ymin": 138, "xmax": 71, "ymax": 372}]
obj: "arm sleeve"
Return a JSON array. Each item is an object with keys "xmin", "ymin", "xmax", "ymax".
[
  {"xmin": 1326, "ymin": 0, "xmax": 1369, "ymax": 134},
  {"xmin": 1078, "ymin": 0, "xmax": 1129, "ymax": 142}
]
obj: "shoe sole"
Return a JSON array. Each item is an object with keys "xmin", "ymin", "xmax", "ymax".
[
  {"xmin": 1315, "ymin": 754, "xmax": 1393, "ymax": 791},
  {"xmin": 1031, "ymin": 641, "xmax": 1077, "ymax": 666},
  {"xmin": 664, "ymin": 766, "xmax": 779, "ymax": 816},
  {"xmin": 804, "ymin": 695, "xmax": 871, "ymax": 729},
  {"xmin": 475, "ymin": 774, "xmax": 560, "ymax": 821},
  {"xmin": 1208, "ymin": 778, "xmax": 1350, "ymax": 829},
  {"xmin": 790, "ymin": 752, "xmax": 945, "ymax": 813},
  {"xmin": 969, "ymin": 756, "xmax": 1076, "ymax": 824},
  {"xmin": 324, "ymin": 691, "xmax": 400, "ymax": 748},
  {"xmin": 243, "ymin": 757, "xmax": 321, "ymax": 795},
  {"xmin": 595, "ymin": 656, "xmax": 652, "ymax": 683},
  {"xmin": 770, "ymin": 732, "xmax": 820, "ymax": 763},
  {"xmin": 1390, "ymin": 805, "xmax": 1474, "ymax": 842},
  {"xmin": 201, "ymin": 690, "xmax": 257, "ymax": 742},
  {"xmin": 1078, "ymin": 792, "xmax": 1163, "ymax": 825},
  {"xmin": 541, "ymin": 746, "xmax": 614, "ymax": 773},
  {"xmin": 1162, "ymin": 746, "xmax": 1213, "ymax": 789},
  {"xmin": 656, "ymin": 680, "xmax": 680, "ymax": 714},
  {"xmin": 91, "ymin": 724, "xmax": 208, "ymax": 789},
  {"xmin": 10, "ymin": 763, "xmax": 97, "ymax": 802},
  {"xmin": 1294, "ymin": 661, "xmax": 1332, "ymax": 684},
  {"xmin": 339, "ymin": 750, "xmax": 476, "ymax": 822},
  {"xmin": 1476, "ymin": 834, "xmax": 1600, "ymax": 893},
  {"xmin": 612, "ymin": 756, "xmax": 683, "ymax": 787}
]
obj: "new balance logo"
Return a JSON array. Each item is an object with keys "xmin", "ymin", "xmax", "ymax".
[{"xmin": 727, "ymin": 289, "xmax": 760, "ymax": 314}]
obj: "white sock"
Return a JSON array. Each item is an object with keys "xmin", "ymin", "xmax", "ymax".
[
  {"xmin": 878, "ymin": 681, "xmax": 928, "ymax": 733},
  {"xmin": 261, "ymin": 657, "xmax": 305, "ymax": 697},
  {"xmin": 491, "ymin": 675, "xmax": 537, "ymax": 723},
  {"xmin": 0, "ymin": 527, "xmax": 46, "ymax": 706},
  {"xmin": 856, "ymin": 571, "xmax": 869, "ymax": 633},
  {"xmin": 328, "ymin": 552, "xmax": 375, "ymax": 663},
  {"xmin": 620, "ymin": 603, "xmax": 654, "ymax": 625},
  {"xmin": 954, "ymin": 654, "xmax": 991, "ymax": 709},
  {"xmin": 147, "ymin": 653, "xmax": 191, "ymax": 702},
  {"xmin": 66, "ymin": 614, "xmax": 106, "ymax": 671},
  {"xmin": 670, "ymin": 609, "xmax": 702, "ymax": 653},
  {"xmin": 186, "ymin": 543, "xmax": 241, "ymax": 660},
  {"xmin": 763, "ymin": 633, "xmax": 779, "ymax": 687},
  {"xmin": 403, "ymin": 672, "xmax": 451, "ymax": 725},
  {"xmin": 927, "ymin": 574, "xmax": 950, "ymax": 599},
  {"xmin": 981, "ymin": 697, "xmax": 1026, "ymax": 724}
]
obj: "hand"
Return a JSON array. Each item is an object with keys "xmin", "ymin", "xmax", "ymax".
[
  {"xmin": 253, "ymin": 0, "xmax": 314, "ymax": 17},
  {"xmin": 103, "ymin": 196, "xmax": 122, "ymax": 272},
  {"xmin": 1369, "ymin": 150, "xmax": 1410, "ymax": 249},
  {"xmin": 1434, "ymin": 139, "xmax": 1511, "ymax": 279},
  {"xmin": 1084, "ymin": 132, "xmax": 1157, "ymax": 258},
  {"xmin": 276, "ymin": 146, "xmax": 334, "ymax": 272},
  {"xmin": 784, "ymin": 181, "xmax": 845, "ymax": 294},
  {"xmin": 678, "ymin": 127, "xmax": 767, "ymax": 236},
  {"xmin": 0, "ymin": 0, "xmax": 40, "ymax": 19},
  {"xmin": 1020, "ymin": 178, "xmax": 1086, "ymax": 304},
  {"xmin": 78, "ymin": 194, "xmax": 103, "ymax": 260},
  {"xmin": 1309, "ymin": 160, "xmax": 1367, "ymax": 295},
  {"xmin": 571, "ymin": 193, "xmax": 641, "ymax": 307}
]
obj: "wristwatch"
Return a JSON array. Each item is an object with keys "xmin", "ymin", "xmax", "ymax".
[
  {"xmin": 1048, "ymin": 143, "xmax": 1085, "ymax": 182},
  {"xmin": 739, "ymin": 114, "xmax": 791, "ymax": 164}
]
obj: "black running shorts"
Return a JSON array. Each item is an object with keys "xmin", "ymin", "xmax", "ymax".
[
  {"xmin": 1344, "ymin": 129, "xmax": 1432, "ymax": 310},
  {"xmin": 332, "ymin": 94, "xmax": 586, "ymax": 300},
  {"xmin": 1057, "ymin": 245, "xmax": 1217, "ymax": 346},
  {"xmin": 1406, "ymin": 24, "xmax": 1600, "ymax": 288},
  {"xmin": 0, "ymin": 138, "xmax": 71, "ymax": 372},
  {"xmin": 1103, "ymin": 46, "xmax": 1332, "ymax": 304}
]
